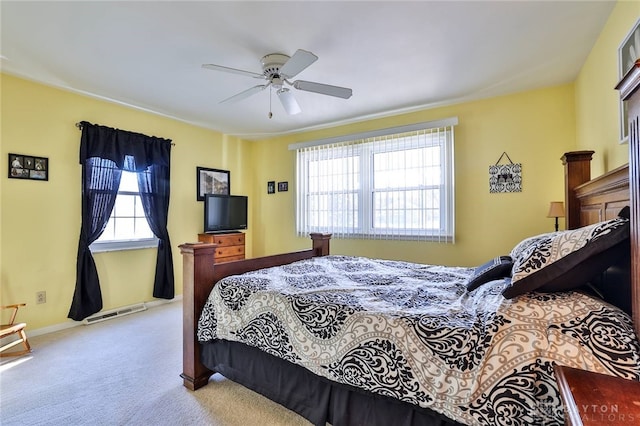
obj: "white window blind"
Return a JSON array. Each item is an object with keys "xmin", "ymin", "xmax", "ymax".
[{"xmin": 293, "ymin": 118, "xmax": 456, "ymax": 241}]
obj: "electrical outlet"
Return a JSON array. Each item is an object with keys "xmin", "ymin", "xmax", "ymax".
[{"xmin": 36, "ymin": 291, "xmax": 46, "ymax": 304}]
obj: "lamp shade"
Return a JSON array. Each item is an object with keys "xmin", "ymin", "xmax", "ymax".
[{"xmin": 547, "ymin": 201, "xmax": 565, "ymax": 218}]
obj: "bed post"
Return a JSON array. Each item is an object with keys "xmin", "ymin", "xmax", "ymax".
[
  {"xmin": 561, "ymin": 151, "xmax": 594, "ymax": 229},
  {"xmin": 179, "ymin": 242, "xmax": 216, "ymax": 391},
  {"xmin": 310, "ymin": 232, "xmax": 331, "ymax": 256},
  {"xmin": 616, "ymin": 59, "xmax": 640, "ymax": 336}
]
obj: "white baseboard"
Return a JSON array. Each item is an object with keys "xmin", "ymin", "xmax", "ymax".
[{"xmin": 27, "ymin": 295, "xmax": 182, "ymax": 338}]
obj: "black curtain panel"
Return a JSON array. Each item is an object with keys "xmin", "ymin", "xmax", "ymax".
[
  {"xmin": 138, "ymin": 163, "xmax": 174, "ymax": 299},
  {"xmin": 69, "ymin": 158, "xmax": 122, "ymax": 320},
  {"xmin": 69, "ymin": 122, "xmax": 173, "ymax": 321}
]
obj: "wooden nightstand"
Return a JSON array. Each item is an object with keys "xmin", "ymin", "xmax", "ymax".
[{"xmin": 554, "ymin": 364, "xmax": 640, "ymax": 425}]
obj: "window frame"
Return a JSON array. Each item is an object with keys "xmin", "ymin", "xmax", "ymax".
[
  {"xmin": 293, "ymin": 118, "xmax": 456, "ymax": 241},
  {"xmin": 90, "ymin": 170, "xmax": 158, "ymax": 253},
  {"xmin": 368, "ymin": 139, "xmax": 450, "ymax": 238}
]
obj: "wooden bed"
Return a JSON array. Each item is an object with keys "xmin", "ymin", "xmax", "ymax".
[{"xmin": 179, "ymin": 62, "xmax": 640, "ymax": 425}]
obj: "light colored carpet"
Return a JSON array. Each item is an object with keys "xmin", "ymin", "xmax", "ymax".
[{"xmin": 0, "ymin": 301, "xmax": 313, "ymax": 426}]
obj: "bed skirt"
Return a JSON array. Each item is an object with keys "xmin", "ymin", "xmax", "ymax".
[{"xmin": 201, "ymin": 339, "xmax": 463, "ymax": 426}]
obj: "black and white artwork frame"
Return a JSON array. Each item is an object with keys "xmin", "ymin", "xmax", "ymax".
[
  {"xmin": 8, "ymin": 153, "xmax": 48, "ymax": 181},
  {"xmin": 197, "ymin": 167, "xmax": 230, "ymax": 201}
]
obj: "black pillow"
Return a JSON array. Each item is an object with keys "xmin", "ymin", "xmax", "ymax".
[
  {"xmin": 466, "ymin": 255, "xmax": 513, "ymax": 291},
  {"xmin": 503, "ymin": 210, "xmax": 630, "ymax": 298}
]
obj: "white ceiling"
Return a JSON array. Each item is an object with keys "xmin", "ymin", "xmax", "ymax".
[{"xmin": 1, "ymin": 1, "xmax": 615, "ymax": 140}]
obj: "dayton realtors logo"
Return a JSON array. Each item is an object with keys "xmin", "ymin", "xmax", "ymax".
[{"xmin": 579, "ymin": 404, "xmax": 635, "ymax": 423}]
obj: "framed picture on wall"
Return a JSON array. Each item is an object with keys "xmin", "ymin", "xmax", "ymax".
[
  {"xmin": 618, "ymin": 18, "xmax": 640, "ymax": 144},
  {"xmin": 8, "ymin": 153, "xmax": 48, "ymax": 181},
  {"xmin": 196, "ymin": 167, "xmax": 230, "ymax": 201}
]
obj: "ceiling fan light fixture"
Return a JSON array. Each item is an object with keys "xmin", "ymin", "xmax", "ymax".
[
  {"xmin": 271, "ymin": 76, "xmax": 284, "ymax": 90},
  {"xmin": 277, "ymin": 88, "xmax": 301, "ymax": 115}
]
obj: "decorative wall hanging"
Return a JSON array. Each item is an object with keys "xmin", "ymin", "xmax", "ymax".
[
  {"xmin": 8, "ymin": 153, "xmax": 48, "ymax": 181},
  {"xmin": 267, "ymin": 181, "xmax": 275, "ymax": 194},
  {"xmin": 196, "ymin": 167, "xmax": 230, "ymax": 200},
  {"xmin": 278, "ymin": 181, "xmax": 289, "ymax": 192},
  {"xmin": 489, "ymin": 152, "xmax": 522, "ymax": 193}
]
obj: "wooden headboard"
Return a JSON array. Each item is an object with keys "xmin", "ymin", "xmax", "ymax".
[{"xmin": 562, "ymin": 151, "xmax": 636, "ymax": 334}]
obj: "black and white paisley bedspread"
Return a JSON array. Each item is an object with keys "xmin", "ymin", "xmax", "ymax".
[{"xmin": 197, "ymin": 255, "xmax": 640, "ymax": 426}]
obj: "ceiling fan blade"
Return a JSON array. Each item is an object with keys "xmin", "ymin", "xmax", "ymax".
[
  {"xmin": 292, "ymin": 80, "xmax": 353, "ymax": 99},
  {"xmin": 279, "ymin": 49, "xmax": 318, "ymax": 78},
  {"xmin": 277, "ymin": 88, "xmax": 301, "ymax": 115},
  {"xmin": 220, "ymin": 84, "xmax": 268, "ymax": 104},
  {"xmin": 202, "ymin": 64, "xmax": 264, "ymax": 79}
]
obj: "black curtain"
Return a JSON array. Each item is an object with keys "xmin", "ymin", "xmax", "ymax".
[
  {"xmin": 68, "ymin": 122, "xmax": 173, "ymax": 321},
  {"xmin": 138, "ymin": 163, "xmax": 174, "ymax": 299},
  {"xmin": 69, "ymin": 157, "xmax": 122, "ymax": 320}
]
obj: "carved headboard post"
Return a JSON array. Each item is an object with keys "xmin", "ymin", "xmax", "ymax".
[
  {"xmin": 561, "ymin": 151, "xmax": 594, "ymax": 229},
  {"xmin": 616, "ymin": 59, "xmax": 640, "ymax": 336}
]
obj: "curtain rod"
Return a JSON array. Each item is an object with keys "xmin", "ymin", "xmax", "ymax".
[{"xmin": 75, "ymin": 122, "xmax": 175, "ymax": 146}]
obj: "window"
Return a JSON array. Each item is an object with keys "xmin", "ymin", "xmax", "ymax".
[
  {"xmin": 91, "ymin": 170, "xmax": 157, "ymax": 252},
  {"xmin": 294, "ymin": 119, "xmax": 456, "ymax": 241}
]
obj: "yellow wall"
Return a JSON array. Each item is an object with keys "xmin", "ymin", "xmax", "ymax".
[
  {"xmin": 0, "ymin": 74, "xmax": 254, "ymax": 330},
  {"xmin": 575, "ymin": 1, "xmax": 640, "ymax": 175},
  {"xmin": 251, "ymin": 84, "xmax": 577, "ymax": 267}
]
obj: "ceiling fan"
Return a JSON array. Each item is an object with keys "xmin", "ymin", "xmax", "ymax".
[{"xmin": 202, "ymin": 49, "xmax": 352, "ymax": 116}]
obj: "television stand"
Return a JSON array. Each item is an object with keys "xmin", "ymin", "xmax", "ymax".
[{"xmin": 197, "ymin": 232, "xmax": 245, "ymax": 263}]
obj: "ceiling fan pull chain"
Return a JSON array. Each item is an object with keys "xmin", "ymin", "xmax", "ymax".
[{"xmin": 269, "ymin": 86, "xmax": 273, "ymax": 119}]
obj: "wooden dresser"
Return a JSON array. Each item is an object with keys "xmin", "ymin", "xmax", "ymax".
[{"xmin": 197, "ymin": 232, "xmax": 245, "ymax": 263}]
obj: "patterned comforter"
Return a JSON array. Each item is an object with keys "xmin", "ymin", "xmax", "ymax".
[{"xmin": 197, "ymin": 255, "xmax": 640, "ymax": 425}]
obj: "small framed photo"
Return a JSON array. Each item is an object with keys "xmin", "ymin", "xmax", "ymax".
[
  {"xmin": 8, "ymin": 153, "xmax": 48, "ymax": 181},
  {"xmin": 618, "ymin": 18, "xmax": 640, "ymax": 143},
  {"xmin": 24, "ymin": 156, "xmax": 34, "ymax": 169},
  {"xmin": 197, "ymin": 167, "xmax": 230, "ymax": 201},
  {"xmin": 267, "ymin": 181, "xmax": 275, "ymax": 194},
  {"xmin": 278, "ymin": 181, "xmax": 288, "ymax": 192}
]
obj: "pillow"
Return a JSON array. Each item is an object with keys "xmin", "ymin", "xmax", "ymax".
[
  {"xmin": 502, "ymin": 213, "xmax": 630, "ymax": 298},
  {"xmin": 466, "ymin": 255, "xmax": 513, "ymax": 291},
  {"xmin": 509, "ymin": 231, "xmax": 558, "ymax": 260}
]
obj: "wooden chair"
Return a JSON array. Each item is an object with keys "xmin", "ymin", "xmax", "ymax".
[{"xmin": 1, "ymin": 303, "xmax": 32, "ymax": 357}]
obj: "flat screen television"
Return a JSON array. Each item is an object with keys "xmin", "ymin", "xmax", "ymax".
[{"xmin": 204, "ymin": 194, "xmax": 248, "ymax": 233}]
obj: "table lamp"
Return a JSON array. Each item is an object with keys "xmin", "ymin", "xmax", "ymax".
[{"xmin": 547, "ymin": 201, "xmax": 565, "ymax": 232}]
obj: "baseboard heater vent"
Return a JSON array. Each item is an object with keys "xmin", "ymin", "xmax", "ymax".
[{"xmin": 83, "ymin": 303, "xmax": 147, "ymax": 325}]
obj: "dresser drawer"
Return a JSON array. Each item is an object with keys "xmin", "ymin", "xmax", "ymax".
[
  {"xmin": 215, "ymin": 245, "xmax": 245, "ymax": 258},
  {"xmin": 197, "ymin": 232, "xmax": 246, "ymax": 263},
  {"xmin": 214, "ymin": 233, "xmax": 245, "ymax": 247},
  {"xmin": 198, "ymin": 233, "xmax": 245, "ymax": 246}
]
